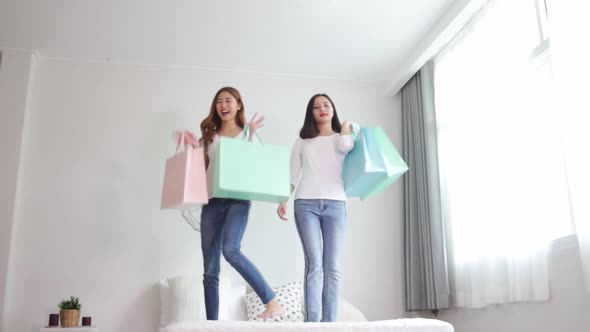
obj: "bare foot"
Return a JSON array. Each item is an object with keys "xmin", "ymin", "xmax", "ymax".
[{"xmin": 257, "ymin": 298, "xmax": 284, "ymax": 319}]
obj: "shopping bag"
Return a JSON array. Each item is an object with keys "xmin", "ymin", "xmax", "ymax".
[
  {"xmin": 343, "ymin": 126, "xmax": 390, "ymax": 198},
  {"xmin": 343, "ymin": 126, "xmax": 408, "ymax": 200},
  {"xmin": 363, "ymin": 126, "xmax": 408, "ymax": 199},
  {"xmin": 160, "ymin": 132, "xmax": 208, "ymax": 209},
  {"xmin": 213, "ymin": 129, "xmax": 290, "ymax": 203}
]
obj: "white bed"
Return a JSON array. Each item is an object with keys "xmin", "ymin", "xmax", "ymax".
[
  {"xmin": 159, "ymin": 276, "xmax": 453, "ymax": 332},
  {"xmin": 161, "ymin": 318, "xmax": 454, "ymax": 332}
]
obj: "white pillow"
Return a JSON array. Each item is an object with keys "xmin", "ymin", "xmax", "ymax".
[
  {"xmin": 337, "ymin": 297, "xmax": 368, "ymax": 322},
  {"xmin": 167, "ymin": 275, "xmax": 207, "ymax": 324},
  {"xmin": 159, "ymin": 279, "xmax": 170, "ymax": 326},
  {"xmin": 219, "ymin": 278, "xmax": 248, "ymax": 321},
  {"xmin": 244, "ymin": 281, "xmax": 304, "ymax": 322},
  {"xmin": 159, "ymin": 276, "xmax": 247, "ymax": 326}
]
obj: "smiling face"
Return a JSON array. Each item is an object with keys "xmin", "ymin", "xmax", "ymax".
[
  {"xmin": 312, "ymin": 95, "xmax": 334, "ymax": 125},
  {"xmin": 215, "ymin": 90, "xmax": 242, "ymax": 123},
  {"xmin": 200, "ymin": 87, "xmax": 246, "ymax": 150}
]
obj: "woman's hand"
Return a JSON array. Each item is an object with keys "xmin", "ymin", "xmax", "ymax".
[
  {"xmin": 341, "ymin": 120, "xmax": 353, "ymax": 135},
  {"xmin": 248, "ymin": 113, "xmax": 265, "ymax": 140},
  {"xmin": 277, "ymin": 202, "xmax": 288, "ymax": 221},
  {"xmin": 183, "ymin": 130, "xmax": 199, "ymax": 148}
]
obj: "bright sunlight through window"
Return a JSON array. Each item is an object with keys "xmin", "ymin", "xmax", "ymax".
[{"xmin": 434, "ymin": 0, "xmax": 573, "ymax": 264}]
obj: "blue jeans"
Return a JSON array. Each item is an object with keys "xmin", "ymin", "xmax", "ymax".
[
  {"xmin": 201, "ymin": 198, "xmax": 275, "ymax": 320},
  {"xmin": 294, "ymin": 199, "xmax": 347, "ymax": 322}
]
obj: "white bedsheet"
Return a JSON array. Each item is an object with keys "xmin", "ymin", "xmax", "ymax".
[{"xmin": 160, "ymin": 318, "xmax": 453, "ymax": 332}]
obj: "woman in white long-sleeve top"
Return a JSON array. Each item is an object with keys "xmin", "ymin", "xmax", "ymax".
[{"xmin": 277, "ymin": 93, "xmax": 354, "ymax": 322}]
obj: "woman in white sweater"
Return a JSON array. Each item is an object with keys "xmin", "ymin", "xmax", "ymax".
[{"xmin": 277, "ymin": 93, "xmax": 353, "ymax": 322}]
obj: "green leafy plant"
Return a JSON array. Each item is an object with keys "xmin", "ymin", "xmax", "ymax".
[{"xmin": 58, "ymin": 296, "xmax": 82, "ymax": 310}]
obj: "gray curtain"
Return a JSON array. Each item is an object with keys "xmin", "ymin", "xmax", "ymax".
[{"xmin": 401, "ymin": 61, "xmax": 450, "ymax": 311}]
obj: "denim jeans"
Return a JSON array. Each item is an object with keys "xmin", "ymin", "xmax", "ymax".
[
  {"xmin": 294, "ymin": 199, "xmax": 347, "ymax": 322},
  {"xmin": 201, "ymin": 198, "xmax": 275, "ymax": 320}
]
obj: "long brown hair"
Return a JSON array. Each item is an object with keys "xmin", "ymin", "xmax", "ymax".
[
  {"xmin": 299, "ymin": 93, "xmax": 342, "ymax": 139},
  {"xmin": 200, "ymin": 87, "xmax": 246, "ymax": 160}
]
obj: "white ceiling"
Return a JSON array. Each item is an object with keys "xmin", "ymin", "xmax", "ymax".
[{"xmin": 1, "ymin": 0, "xmax": 460, "ymax": 90}]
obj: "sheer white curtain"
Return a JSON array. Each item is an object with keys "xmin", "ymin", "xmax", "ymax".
[
  {"xmin": 546, "ymin": 0, "xmax": 590, "ymax": 291},
  {"xmin": 434, "ymin": 0, "xmax": 573, "ymax": 307}
]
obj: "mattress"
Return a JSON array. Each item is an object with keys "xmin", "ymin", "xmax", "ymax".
[{"xmin": 160, "ymin": 318, "xmax": 454, "ymax": 332}]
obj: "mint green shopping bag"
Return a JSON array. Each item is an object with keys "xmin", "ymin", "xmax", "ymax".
[{"xmin": 213, "ymin": 131, "xmax": 290, "ymax": 203}]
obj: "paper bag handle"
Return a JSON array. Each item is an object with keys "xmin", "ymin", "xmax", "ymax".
[
  {"xmin": 242, "ymin": 125, "xmax": 264, "ymax": 145},
  {"xmin": 174, "ymin": 131, "xmax": 190, "ymax": 154}
]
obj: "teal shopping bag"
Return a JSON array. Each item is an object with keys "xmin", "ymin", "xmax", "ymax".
[
  {"xmin": 343, "ymin": 126, "xmax": 408, "ymax": 200},
  {"xmin": 360, "ymin": 126, "xmax": 408, "ymax": 200},
  {"xmin": 343, "ymin": 127, "xmax": 390, "ymax": 198},
  {"xmin": 213, "ymin": 131, "xmax": 290, "ymax": 203}
]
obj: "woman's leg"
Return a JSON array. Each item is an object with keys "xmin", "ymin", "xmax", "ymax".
[
  {"xmin": 294, "ymin": 199, "xmax": 323, "ymax": 322},
  {"xmin": 320, "ymin": 200, "xmax": 346, "ymax": 322},
  {"xmin": 221, "ymin": 199, "xmax": 277, "ymax": 307},
  {"xmin": 200, "ymin": 199, "xmax": 225, "ymax": 320}
]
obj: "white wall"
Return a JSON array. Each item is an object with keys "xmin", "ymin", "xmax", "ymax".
[
  {"xmin": 2, "ymin": 57, "xmax": 402, "ymax": 332},
  {"xmin": 412, "ymin": 236, "xmax": 590, "ymax": 332},
  {"xmin": 0, "ymin": 49, "xmax": 37, "ymax": 332}
]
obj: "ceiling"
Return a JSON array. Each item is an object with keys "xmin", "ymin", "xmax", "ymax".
[{"xmin": 1, "ymin": 0, "xmax": 462, "ymax": 91}]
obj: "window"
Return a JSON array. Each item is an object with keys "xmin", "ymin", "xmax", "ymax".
[{"xmin": 433, "ymin": 0, "xmax": 572, "ymax": 307}]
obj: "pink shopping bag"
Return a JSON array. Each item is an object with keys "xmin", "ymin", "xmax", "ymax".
[{"xmin": 160, "ymin": 132, "xmax": 208, "ymax": 209}]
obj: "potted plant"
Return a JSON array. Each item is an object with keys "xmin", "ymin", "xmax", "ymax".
[{"xmin": 58, "ymin": 296, "xmax": 81, "ymax": 327}]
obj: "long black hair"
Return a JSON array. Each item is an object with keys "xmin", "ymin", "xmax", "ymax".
[{"xmin": 299, "ymin": 94, "xmax": 342, "ymax": 139}]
